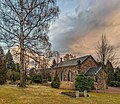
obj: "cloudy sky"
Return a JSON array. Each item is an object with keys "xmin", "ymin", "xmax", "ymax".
[{"xmin": 48, "ymin": 0, "xmax": 120, "ymax": 61}]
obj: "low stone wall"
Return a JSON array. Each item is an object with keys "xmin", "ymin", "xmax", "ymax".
[{"xmin": 59, "ymin": 81, "xmax": 75, "ymax": 90}]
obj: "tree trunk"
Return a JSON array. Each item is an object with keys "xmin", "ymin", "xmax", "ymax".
[{"xmin": 20, "ymin": 0, "xmax": 25, "ymax": 87}]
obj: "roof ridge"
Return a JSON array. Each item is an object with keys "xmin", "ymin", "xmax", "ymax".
[
  {"xmin": 54, "ymin": 55, "xmax": 91, "ymax": 68},
  {"xmin": 58, "ymin": 54, "xmax": 91, "ymax": 63}
]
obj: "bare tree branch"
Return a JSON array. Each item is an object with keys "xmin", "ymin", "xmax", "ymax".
[
  {"xmin": 0, "ymin": 0, "xmax": 59, "ymax": 87},
  {"xmin": 96, "ymin": 34, "xmax": 116, "ymax": 66}
]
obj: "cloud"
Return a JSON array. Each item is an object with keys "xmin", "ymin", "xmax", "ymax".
[{"xmin": 49, "ymin": 0, "xmax": 120, "ymax": 58}]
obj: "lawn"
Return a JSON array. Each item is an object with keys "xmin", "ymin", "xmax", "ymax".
[{"xmin": 0, "ymin": 85, "xmax": 120, "ymax": 104}]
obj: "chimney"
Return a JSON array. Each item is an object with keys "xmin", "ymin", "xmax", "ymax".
[{"xmin": 60, "ymin": 57, "xmax": 62, "ymax": 62}]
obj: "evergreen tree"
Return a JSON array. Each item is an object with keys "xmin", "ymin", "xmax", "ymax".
[
  {"xmin": 105, "ymin": 60, "xmax": 114, "ymax": 73},
  {"xmin": 51, "ymin": 72, "xmax": 60, "ymax": 88},
  {"xmin": 6, "ymin": 50, "xmax": 15, "ymax": 70},
  {"xmin": 105, "ymin": 60, "xmax": 115, "ymax": 84},
  {"xmin": 75, "ymin": 73, "xmax": 94, "ymax": 92},
  {"xmin": 15, "ymin": 63, "xmax": 20, "ymax": 73},
  {"xmin": 6, "ymin": 50, "xmax": 20, "ymax": 82},
  {"xmin": 0, "ymin": 46, "xmax": 7, "ymax": 84},
  {"xmin": 51, "ymin": 59, "xmax": 57, "ymax": 67},
  {"xmin": 114, "ymin": 67, "xmax": 120, "ymax": 82}
]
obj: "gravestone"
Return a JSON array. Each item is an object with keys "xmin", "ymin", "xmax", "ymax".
[
  {"xmin": 75, "ymin": 91, "xmax": 79, "ymax": 98},
  {"xmin": 84, "ymin": 90, "xmax": 87, "ymax": 97}
]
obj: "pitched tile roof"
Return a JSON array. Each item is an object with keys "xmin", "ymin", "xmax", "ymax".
[
  {"xmin": 85, "ymin": 67, "xmax": 102, "ymax": 76},
  {"xmin": 54, "ymin": 55, "xmax": 91, "ymax": 68}
]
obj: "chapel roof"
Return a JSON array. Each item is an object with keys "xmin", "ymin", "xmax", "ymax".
[
  {"xmin": 85, "ymin": 67, "xmax": 102, "ymax": 76},
  {"xmin": 54, "ymin": 55, "xmax": 91, "ymax": 68}
]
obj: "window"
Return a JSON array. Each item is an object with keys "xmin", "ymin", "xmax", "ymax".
[
  {"xmin": 68, "ymin": 71, "xmax": 72, "ymax": 81},
  {"xmin": 61, "ymin": 71, "xmax": 64, "ymax": 81}
]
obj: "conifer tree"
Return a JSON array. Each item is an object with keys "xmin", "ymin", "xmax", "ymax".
[
  {"xmin": 6, "ymin": 50, "xmax": 15, "ymax": 70},
  {"xmin": 51, "ymin": 59, "xmax": 57, "ymax": 67},
  {"xmin": 0, "ymin": 46, "xmax": 7, "ymax": 84}
]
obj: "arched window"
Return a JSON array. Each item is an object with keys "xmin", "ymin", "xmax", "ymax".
[
  {"xmin": 61, "ymin": 71, "xmax": 64, "ymax": 81},
  {"xmin": 68, "ymin": 71, "xmax": 72, "ymax": 81}
]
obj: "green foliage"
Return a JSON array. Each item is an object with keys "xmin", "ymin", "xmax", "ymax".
[
  {"xmin": 105, "ymin": 60, "xmax": 114, "ymax": 73},
  {"xmin": 31, "ymin": 74, "xmax": 42, "ymax": 83},
  {"xmin": 29, "ymin": 68, "xmax": 36, "ymax": 77},
  {"xmin": 42, "ymin": 79, "xmax": 47, "ymax": 83},
  {"xmin": 48, "ymin": 76, "xmax": 52, "ymax": 82},
  {"xmin": 0, "ymin": 47, "xmax": 7, "ymax": 84},
  {"xmin": 51, "ymin": 74, "xmax": 60, "ymax": 88},
  {"xmin": 105, "ymin": 60, "xmax": 115, "ymax": 84},
  {"xmin": 114, "ymin": 67, "xmax": 120, "ymax": 82},
  {"xmin": 6, "ymin": 50, "xmax": 15, "ymax": 70},
  {"xmin": 75, "ymin": 73, "xmax": 94, "ymax": 92},
  {"xmin": 7, "ymin": 70, "xmax": 20, "ymax": 82},
  {"xmin": 6, "ymin": 51, "xmax": 20, "ymax": 82},
  {"xmin": 15, "ymin": 63, "xmax": 20, "ymax": 73},
  {"xmin": 110, "ymin": 81, "xmax": 120, "ymax": 87}
]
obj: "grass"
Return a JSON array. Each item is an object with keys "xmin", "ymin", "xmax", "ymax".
[{"xmin": 0, "ymin": 85, "xmax": 120, "ymax": 104}]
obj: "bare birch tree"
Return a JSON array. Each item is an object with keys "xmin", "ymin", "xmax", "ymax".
[
  {"xmin": 0, "ymin": 0, "xmax": 59, "ymax": 87},
  {"xmin": 96, "ymin": 34, "xmax": 115, "ymax": 67}
]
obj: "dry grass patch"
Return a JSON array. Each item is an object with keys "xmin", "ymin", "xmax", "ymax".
[{"xmin": 0, "ymin": 85, "xmax": 120, "ymax": 104}]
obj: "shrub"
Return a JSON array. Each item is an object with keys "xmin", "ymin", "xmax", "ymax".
[
  {"xmin": 42, "ymin": 79, "xmax": 47, "ymax": 83},
  {"xmin": 51, "ymin": 74, "xmax": 60, "ymax": 88},
  {"xmin": 7, "ymin": 70, "xmax": 20, "ymax": 82},
  {"xmin": 75, "ymin": 73, "xmax": 94, "ymax": 92},
  {"xmin": 110, "ymin": 81, "xmax": 120, "ymax": 87},
  {"xmin": 48, "ymin": 76, "xmax": 52, "ymax": 82},
  {"xmin": 31, "ymin": 74, "xmax": 42, "ymax": 83}
]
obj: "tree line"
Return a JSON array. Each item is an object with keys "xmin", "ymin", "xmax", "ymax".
[
  {"xmin": 0, "ymin": 46, "xmax": 20, "ymax": 84},
  {"xmin": 0, "ymin": 0, "xmax": 59, "ymax": 87},
  {"xmin": 96, "ymin": 34, "xmax": 120, "ymax": 86}
]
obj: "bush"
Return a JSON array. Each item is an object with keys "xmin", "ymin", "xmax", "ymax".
[
  {"xmin": 48, "ymin": 76, "xmax": 52, "ymax": 82},
  {"xmin": 110, "ymin": 81, "xmax": 120, "ymax": 87},
  {"xmin": 51, "ymin": 74, "xmax": 60, "ymax": 88},
  {"xmin": 31, "ymin": 74, "xmax": 42, "ymax": 83},
  {"xmin": 75, "ymin": 73, "xmax": 94, "ymax": 92},
  {"xmin": 7, "ymin": 70, "xmax": 20, "ymax": 82},
  {"xmin": 42, "ymin": 79, "xmax": 47, "ymax": 83}
]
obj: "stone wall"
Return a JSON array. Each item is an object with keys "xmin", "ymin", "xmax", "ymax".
[
  {"xmin": 52, "ymin": 56, "xmax": 105, "ymax": 90},
  {"xmin": 52, "ymin": 66, "xmax": 77, "ymax": 89},
  {"xmin": 59, "ymin": 81, "xmax": 75, "ymax": 90},
  {"xmin": 52, "ymin": 66, "xmax": 77, "ymax": 82},
  {"xmin": 80, "ymin": 56, "xmax": 98, "ymax": 73},
  {"xmin": 95, "ymin": 69, "xmax": 106, "ymax": 90}
]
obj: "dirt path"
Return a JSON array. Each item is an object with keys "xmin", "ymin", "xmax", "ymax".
[{"xmin": 93, "ymin": 87, "xmax": 120, "ymax": 94}]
